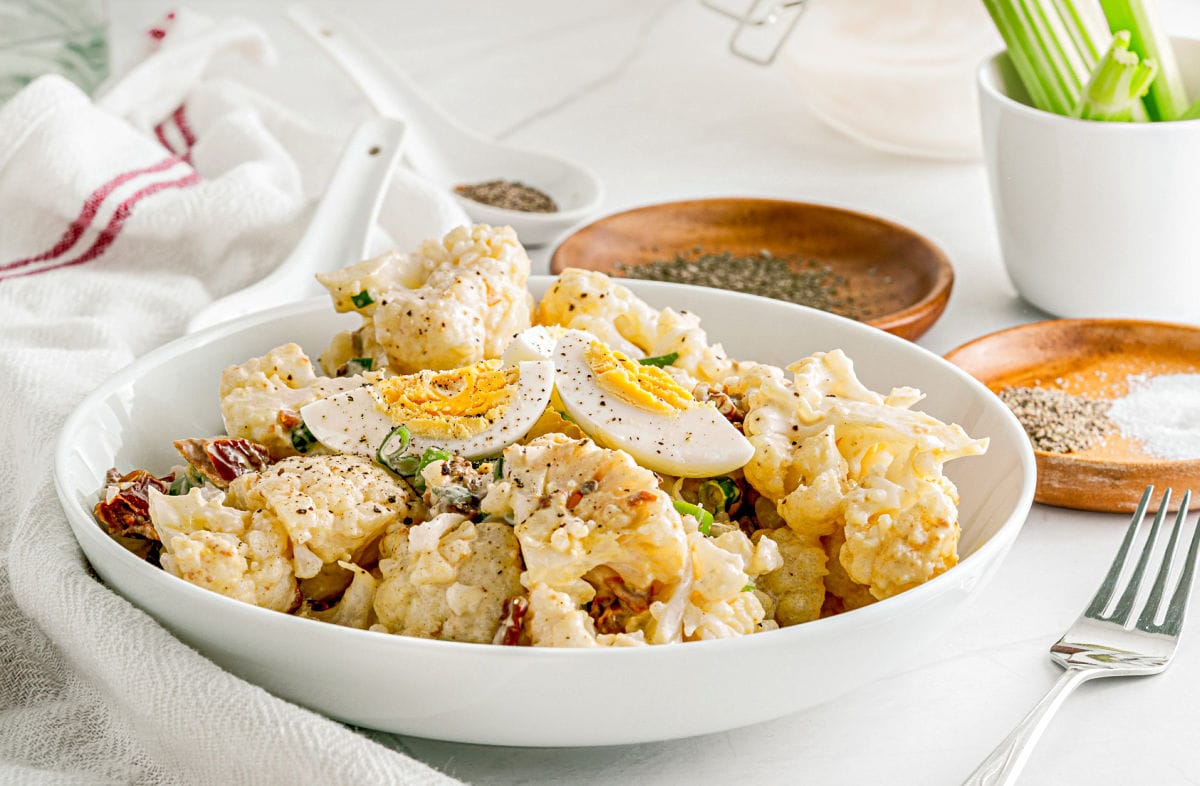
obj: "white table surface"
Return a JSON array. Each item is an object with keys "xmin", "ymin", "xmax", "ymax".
[{"xmin": 111, "ymin": 2, "xmax": 1200, "ymax": 783}]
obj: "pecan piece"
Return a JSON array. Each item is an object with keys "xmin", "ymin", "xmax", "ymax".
[
  {"xmin": 173, "ymin": 437, "xmax": 271, "ymax": 489},
  {"xmin": 94, "ymin": 469, "xmax": 171, "ymax": 540}
]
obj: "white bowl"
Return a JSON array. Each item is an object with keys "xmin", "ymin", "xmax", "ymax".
[
  {"xmin": 977, "ymin": 37, "xmax": 1200, "ymax": 320},
  {"xmin": 54, "ymin": 277, "xmax": 1035, "ymax": 747}
]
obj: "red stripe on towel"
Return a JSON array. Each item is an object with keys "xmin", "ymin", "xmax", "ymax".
[
  {"xmin": 0, "ymin": 156, "xmax": 184, "ymax": 273},
  {"xmin": 153, "ymin": 121, "xmax": 175, "ymax": 153},
  {"xmin": 0, "ymin": 172, "xmax": 200, "ymax": 281},
  {"xmin": 173, "ymin": 105, "xmax": 197, "ymax": 151}
]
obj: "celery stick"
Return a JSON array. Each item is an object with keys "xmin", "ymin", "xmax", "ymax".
[
  {"xmin": 1182, "ymin": 98, "xmax": 1200, "ymax": 120},
  {"xmin": 982, "ymin": 0, "xmax": 1092, "ymax": 114},
  {"xmin": 1023, "ymin": 0, "xmax": 1090, "ymax": 105},
  {"xmin": 1074, "ymin": 30, "xmax": 1158, "ymax": 121},
  {"xmin": 1099, "ymin": 0, "xmax": 1190, "ymax": 120},
  {"xmin": 982, "ymin": 0, "xmax": 1059, "ymax": 111},
  {"xmin": 1053, "ymin": 0, "xmax": 1112, "ymax": 66}
]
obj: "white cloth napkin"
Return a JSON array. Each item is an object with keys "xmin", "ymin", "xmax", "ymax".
[{"xmin": 0, "ymin": 10, "xmax": 467, "ymax": 785}]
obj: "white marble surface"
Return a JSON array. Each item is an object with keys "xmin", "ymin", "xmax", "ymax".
[{"xmin": 111, "ymin": 2, "xmax": 1200, "ymax": 783}]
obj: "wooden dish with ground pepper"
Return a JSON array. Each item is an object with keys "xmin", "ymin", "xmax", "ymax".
[
  {"xmin": 548, "ymin": 197, "xmax": 954, "ymax": 341},
  {"xmin": 946, "ymin": 319, "xmax": 1200, "ymax": 513}
]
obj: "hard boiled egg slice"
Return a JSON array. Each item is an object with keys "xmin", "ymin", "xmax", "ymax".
[
  {"xmin": 299, "ymin": 359, "xmax": 554, "ymax": 460},
  {"xmin": 500, "ymin": 325, "xmax": 594, "ymax": 366},
  {"xmin": 501, "ymin": 325, "xmax": 559, "ymax": 365},
  {"xmin": 552, "ymin": 333, "xmax": 753, "ymax": 477}
]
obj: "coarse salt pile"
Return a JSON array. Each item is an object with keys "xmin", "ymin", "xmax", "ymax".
[{"xmin": 1109, "ymin": 373, "xmax": 1200, "ymax": 460}]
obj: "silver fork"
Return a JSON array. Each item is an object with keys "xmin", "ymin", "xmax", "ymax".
[{"xmin": 964, "ymin": 486, "xmax": 1200, "ymax": 786}]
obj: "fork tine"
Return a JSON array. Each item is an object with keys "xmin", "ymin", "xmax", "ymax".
[
  {"xmin": 1110, "ymin": 488, "xmax": 1170, "ymax": 625},
  {"xmin": 1138, "ymin": 490, "xmax": 1190, "ymax": 632},
  {"xmin": 1160, "ymin": 491, "xmax": 1200, "ymax": 637},
  {"xmin": 1086, "ymin": 486, "xmax": 1154, "ymax": 619}
]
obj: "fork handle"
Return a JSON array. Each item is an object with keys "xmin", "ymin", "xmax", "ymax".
[{"xmin": 962, "ymin": 668, "xmax": 1097, "ymax": 786}]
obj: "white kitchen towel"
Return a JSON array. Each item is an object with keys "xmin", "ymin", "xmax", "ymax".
[{"xmin": 0, "ymin": 9, "xmax": 466, "ymax": 785}]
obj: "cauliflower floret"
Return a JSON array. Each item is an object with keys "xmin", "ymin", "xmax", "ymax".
[
  {"xmin": 524, "ymin": 584, "xmax": 647, "ymax": 648},
  {"xmin": 821, "ymin": 529, "xmax": 876, "ymax": 614},
  {"xmin": 752, "ymin": 527, "xmax": 827, "ymax": 625},
  {"xmin": 536, "ymin": 269, "xmax": 733, "ymax": 385},
  {"xmin": 219, "ymin": 343, "xmax": 379, "ymax": 459},
  {"xmin": 739, "ymin": 349, "xmax": 987, "ymax": 600},
  {"xmin": 300, "ymin": 561, "xmax": 378, "ymax": 629},
  {"xmin": 227, "ymin": 454, "xmax": 423, "ymax": 580},
  {"xmin": 679, "ymin": 527, "xmax": 782, "ymax": 639},
  {"xmin": 149, "ymin": 488, "xmax": 299, "ymax": 612},
  {"xmin": 481, "ymin": 433, "xmax": 691, "ymax": 646},
  {"xmin": 484, "ymin": 434, "xmax": 689, "ymax": 593},
  {"xmin": 372, "ymin": 514, "xmax": 524, "ymax": 643},
  {"xmin": 316, "ymin": 224, "xmax": 534, "ymax": 373}
]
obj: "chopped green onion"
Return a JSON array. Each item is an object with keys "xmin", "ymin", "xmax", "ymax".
[
  {"xmin": 673, "ymin": 499, "xmax": 713, "ymax": 535},
  {"xmin": 741, "ymin": 584, "xmax": 756, "ymax": 592},
  {"xmin": 290, "ymin": 422, "xmax": 318, "ymax": 453},
  {"xmin": 376, "ymin": 425, "xmax": 412, "ymax": 473},
  {"xmin": 168, "ymin": 466, "xmax": 204, "ymax": 495},
  {"xmin": 432, "ymin": 484, "xmax": 475, "ymax": 507},
  {"xmin": 419, "ymin": 447, "xmax": 452, "ymax": 473},
  {"xmin": 493, "ymin": 456, "xmax": 505, "ymax": 480},
  {"xmin": 1099, "ymin": 0, "xmax": 1190, "ymax": 120},
  {"xmin": 351, "ymin": 290, "xmax": 374, "ymax": 308},
  {"xmin": 638, "ymin": 352, "xmax": 679, "ymax": 368},
  {"xmin": 408, "ymin": 447, "xmax": 452, "ymax": 494},
  {"xmin": 390, "ymin": 454, "xmax": 423, "ymax": 477},
  {"xmin": 345, "ymin": 357, "xmax": 374, "ymax": 376},
  {"xmin": 1074, "ymin": 30, "xmax": 1157, "ymax": 121},
  {"xmin": 699, "ymin": 477, "xmax": 741, "ymax": 513}
]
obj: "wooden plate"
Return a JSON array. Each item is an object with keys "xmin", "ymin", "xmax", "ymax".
[
  {"xmin": 945, "ymin": 319, "xmax": 1200, "ymax": 513},
  {"xmin": 549, "ymin": 198, "xmax": 954, "ymax": 341}
]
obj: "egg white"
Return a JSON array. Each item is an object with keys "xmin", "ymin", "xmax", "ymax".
[
  {"xmin": 552, "ymin": 334, "xmax": 754, "ymax": 477},
  {"xmin": 299, "ymin": 360, "xmax": 554, "ymax": 460}
]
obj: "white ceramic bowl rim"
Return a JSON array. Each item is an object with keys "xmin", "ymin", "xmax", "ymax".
[
  {"xmin": 55, "ymin": 281, "xmax": 1036, "ymax": 662},
  {"xmin": 977, "ymin": 38, "xmax": 1200, "ymax": 132}
]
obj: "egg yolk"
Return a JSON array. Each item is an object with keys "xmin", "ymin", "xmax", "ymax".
[
  {"xmin": 584, "ymin": 341, "xmax": 695, "ymax": 414},
  {"xmin": 371, "ymin": 360, "xmax": 517, "ymax": 439}
]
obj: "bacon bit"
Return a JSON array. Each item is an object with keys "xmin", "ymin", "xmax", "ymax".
[
  {"xmin": 603, "ymin": 572, "xmax": 650, "ymax": 614},
  {"xmin": 173, "ymin": 437, "xmax": 271, "ymax": 488},
  {"xmin": 625, "ymin": 489, "xmax": 658, "ymax": 507},
  {"xmin": 695, "ymin": 384, "xmax": 745, "ymax": 426},
  {"xmin": 586, "ymin": 566, "xmax": 651, "ymax": 634},
  {"xmin": 493, "ymin": 596, "xmax": 529, "ymax": 646},
  {"xmin": 94, "ymin": 469, "xmax": 171, "ymax": 540},
  {"xmin": 276, "ymin": 409, "xmax": 303, "ymax": 431}
]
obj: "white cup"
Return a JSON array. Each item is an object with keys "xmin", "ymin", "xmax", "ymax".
[{"xmin": 977, "ymin": 38, "xmax": 1200, "ymax": 321}]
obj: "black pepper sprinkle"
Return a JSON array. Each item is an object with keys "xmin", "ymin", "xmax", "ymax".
[
  {"xmin": 999, "ymin": 386, "xmax": 1114, "ymax": 453},
  {"xmin": 615, "ymin": 249, "xmax": 858, "ymax": 318},
  {"xmin": 454, "ymin": 179, "xmax": 558, "ymax": 213}
]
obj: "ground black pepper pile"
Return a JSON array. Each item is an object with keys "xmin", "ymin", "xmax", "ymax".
[
  {"xmin": 454, "ymin": 180, "xmax": 558, "ymax": 213},
  {"xmin": 998, "ymin": 386, "xmax": 1114, "ymax": 453},
  {"xmin": 615, "ymin": 250, "xmax": 854, "ymax": 317}
]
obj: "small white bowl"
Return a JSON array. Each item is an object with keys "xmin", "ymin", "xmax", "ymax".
[
  {"xmin": 977, "ymin": 38, "xmax": 1200, "ymax": 320},
  {"xmin": 53, "ymin": 278, "xmax": 1035, "ymax": 746}
]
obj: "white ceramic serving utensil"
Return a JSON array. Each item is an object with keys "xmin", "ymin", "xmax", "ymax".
[
  {"xmin": 287, "ymin": 4, "xmax": 603, "ymax": 247},
  {"xmin": 186, "ymin": 116, "xmax": 406, "ymax": 334}
]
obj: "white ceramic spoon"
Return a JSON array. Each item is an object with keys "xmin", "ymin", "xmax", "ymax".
[
  {"xmin": 288, "ymin": 4, "xmax": 603, "ymax": 247},
  {"xmin": 187, "ymin": 115, "xmax": 406, "ymax": 334}
]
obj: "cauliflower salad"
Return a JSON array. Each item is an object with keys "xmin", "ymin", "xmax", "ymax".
[{"xmin": 95, "ymin": 224, "xmax": 988, "ymax": 647}]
